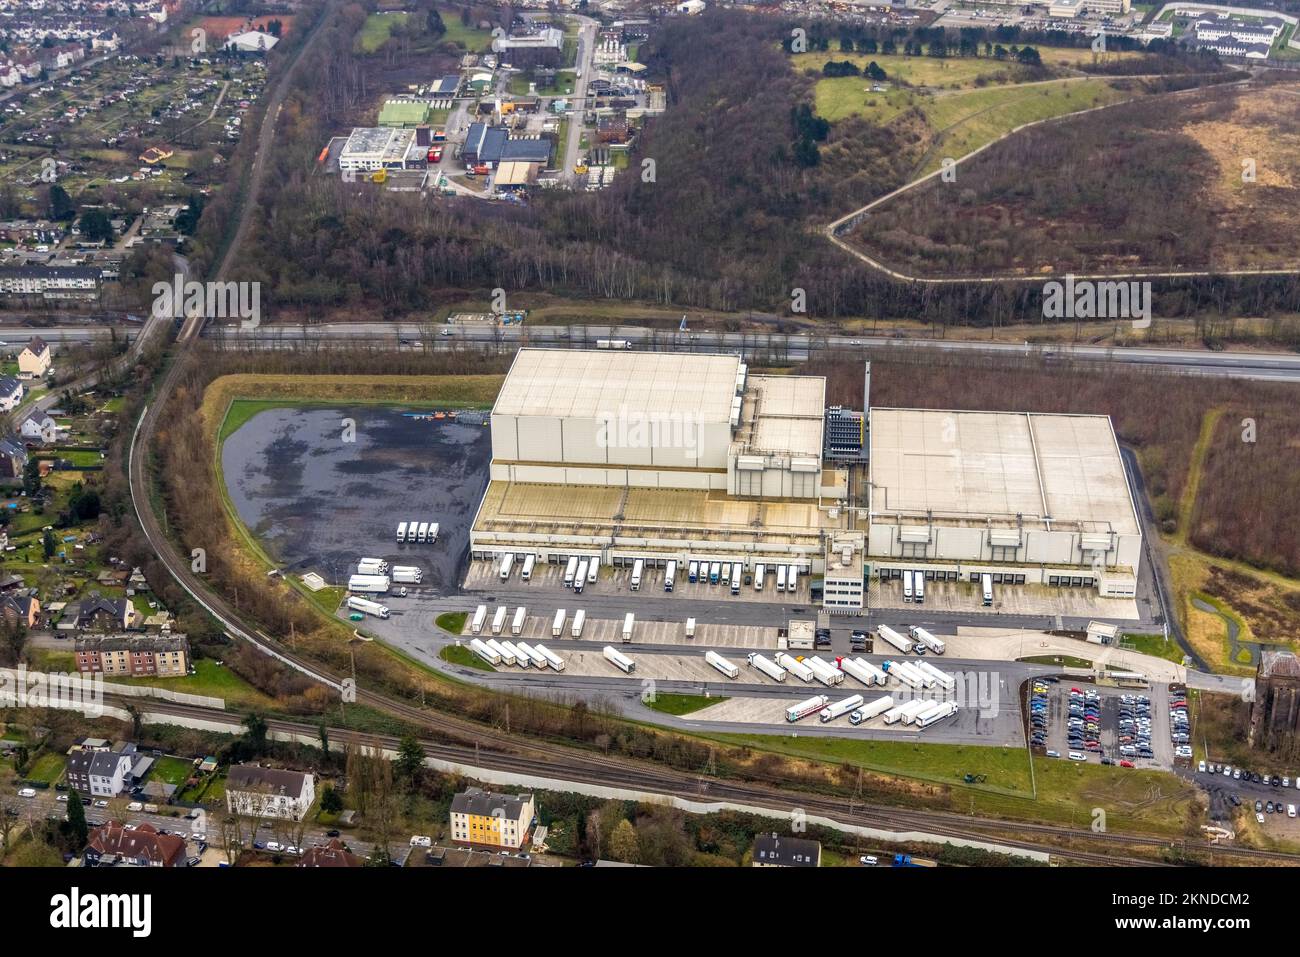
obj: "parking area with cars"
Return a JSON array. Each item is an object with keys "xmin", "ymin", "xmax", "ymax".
[
  {"xmin": 1196, "ymin": 760, "xmax": 1300, "ymax": 831},
  {"xmin": 1032, "ymin": 679, "xmax": 1175, "ymax": 769}
]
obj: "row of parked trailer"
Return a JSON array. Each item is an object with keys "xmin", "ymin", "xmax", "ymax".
[
  {"xmin": 779, "ymin": 691, "xmax": 959, "ymax": 729},
  {"xmin": 395, "ymin": 522, "xmax": 440, "ymax": 544},
  {"xmin": 742, "ymin": 650, "xmax": 956, "ymax": 693},
  {"xmin": 356, "ymin": 558, "xmax": 424, "ymax": 584},
  {"xmin": 467, "ymin": 636, "xmax": 566, "ymax": 671},
  {"xmin": 876, "ymin": 625, "xmax": 947, "ymax": 656},
  {"xmin": 899, "ymin": 570, "xmax": 994, "ymax": 607}
]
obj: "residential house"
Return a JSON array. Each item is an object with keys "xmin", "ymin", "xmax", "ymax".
[
  {"xmin": 84, "ymin": 822, "xmax": 186, "ymax": 867},
  {"xmin": 0, "ymin": 593, "xmax": 40, "ymax": 630},
  {"xmin": 226, "ymin": 765, "xmax": 317, "ymax": 821},
  {"xmin": 0, "ymin": 264, "xmax": 100, "ymax": 301},
  {"xmin": 74, "ymin": 634, "xmax": 191, "ymax": 678},
  {"xmin": 751, "ymin": 832, "xmax": 822, "ymax": 867},
  {"xmin": 69, "ymin": 592, "xmax": 133, "ymax": 631},
  {"xmin": 0, "ymin": 376, "xmax": 23, "ymax": 412},
  {"xmin": 17, "ymin": 336, "xmax": 51, "ymax": 377},
  {"xmin": 449, "ymin": 787, "xmax": 535, "ymax": 849},
  {"xmin": 0, "ymin": 436, "xmax": 26, "ymax": 480},
  {"xmin": 67, "ymin": 743, "xmax": 137, "ymax": 798},
  {"xmin": 18, "ymin": 410, "xmax": 58, "ymax": 444},
  {"xmin": 298, "ymin": 838, "xmax": 364, "ymax": 868}
]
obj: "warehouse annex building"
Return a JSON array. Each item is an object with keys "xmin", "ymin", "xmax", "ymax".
[{"xmin": 468, "ymin": 350, "xmax": 1142, "ymax": 610}]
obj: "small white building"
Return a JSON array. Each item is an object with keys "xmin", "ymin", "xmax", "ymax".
[
  {"xmin": 676, "ymin": 0, "xmax": 707, "ymax": 14},
  {"xmin": 225, "ymin": 765, "xmax": 316, "ymax": 821},
  {"xmin": 225, "ymin": 30, "xmax": 280, "ymax": 54},
  {"xmin": 0, "ymin": 376, "xmax": 23, "ymax": 412}
]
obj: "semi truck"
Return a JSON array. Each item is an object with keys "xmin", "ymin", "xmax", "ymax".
[
  {"xmin": 899, "ymin": 699, "xmax": 936, "ymax": 725},
  {"xmin": 630, "ymin": 558, "xmax": 644, "ymax": 591},
  {"xmin": 838, "ymin": 657, "xmax": 887, "ymax": 688},
  {"xmin": 914, "ymin": 571, "xmax": 925, "ymax": 604},
  {"xmin": 895, "ymin": 661, "xmax": 934, "ymax": 689},
  {"xmin": 346, "ymin": 596, "xmax": 389, "ymax": 619},
  {"xmin": 574, "ymin": 559, "xmax": 588, "ymax": 594},
  {"xmin": 533, "ymin": 643, "xmax": 565, "ymax": 672},
  {"xmin": 910, "ymin": 626, "xmax": 945, "ymax": 655},
  {"xmin": 564, "ymin": 556, "xmax": 578, "ymax": 587},
  {"xmin": 622, "ymin": 613, "xmax": 635, "ymax": 642},
  {"xmin": 915, "ymin": 660, "xmax": 956, "ymax": 692},
  {"xmin": 347, "ymin": 574, "xmax": 390, "ymax": 594},
  {"xmin": 747, "ymin": 653, "xmax": 787, "ymax": 682},
  {"xmin": 819, "ymin": 693, "xmax": 865, "ymax": 723},
  {"xmin": 603, "ymin": 645, "xmax": 636, "ymax": 673},
  {"xmin": 587, "ymin": 557, "xmax": 599, "ymax": 584},
  {"xmin": 785, "ymin": 695, "xmax": 830, "ymax": 723},
  {"xmin": 552, "ymin": 609, "xmax": 566, "ymax": 637},
  {"xmin": 883, "ymin": 660, "xmax": 923, "ymax": 689},
  {"xmin": 396, "ymin": 522, "xmax": 407, "ymax": 543},
  {"xmin": 499, "ymin": 553, "xmax": 514, "ymax": 580},
  {"xmin": 775, "ymin": 652, "xmax": 815, "ymax": 683},
  {"xmin": 709, "ymin": 561, "xmax": 721, "ymax": 584},
  {"xmin": 491, "ymin": 605, "xmax": 508, "ymax": 636},
  {"xmin": 848, "ymin": 694, "xmax": 895, "ymax": 726},
  {"xmin": 705, "ymin": 650, "xmax": 739, "ymax": 679},
  {"xmin": 571, "ymin": 609, "xmax": 586, "ymax": 637},
  {"xmin": 754, "ymin": 562, "xmax": 765, "ymax": 591},
  {"xmin": 417, "ymin": 522, "xmax": 430, "ymax": 543},
  {"xmin": 877, "ymin": 625, "xmax": 914, "ymax": 655},
  {"xmin": 982, "ymin": 573, "xmax": 994, "ymax": 606},
  {"xmin": 391, "ymin": 566, "xmax": 423, "ymax": 584},
  {"xmin": 688, "ymin": 560, "xmax": 699, "ymax": 583},
  {"xmin": 730, "ymin": 564, "xmax": 741, "ymax": 595},
  {"xmin": 776, "ymin": 565, "xmax": 787, "ymax": 591},
  {"xmin": 357, "ymin": 558, "xmax": 389, "ymax": 575},
  {"xmin": 469, "ymin": 638, "xmax": 500, "ymax": 665},
  {"xmin": 902, "ymin": 569, "xmax": 913, "ymax": 603},
  {"xmin": 425, "ymin": 523, "xmax": 439, "ymax": 544},
  {"xmin": 484, "ymin": 638, "xmax": 515, "ymax": 666},
  {"xmin": 805, "ymin": 656, "xmax": 844, "ymax": 687},
  {"xmin": 470, "ymin": 604, "xmax": 487, "ymax": 635},
  {"xmin": 515, "ymin": 642, "xmax": 548, "ymax": 668},
  {"xmin": 521, "ymin": 554, "xmax": 536, "ymax": 581},
  {"xmin": 664, "ymin": 560, "xmax": 676, "ymax": 592},
  {"xmin": 915, "ymin": 701, "xmax": 960, "ymax": 729},
  {"xmin": 511, "ymin": 607, "xmax": 527, "ymax": 636}
]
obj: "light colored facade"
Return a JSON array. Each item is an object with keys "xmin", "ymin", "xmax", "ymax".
[
  {"xmin": 867, "ymin": 409, "xmax": 1141, "ymax": 595},
  {"xmin": 822, "ymin": 533, "xmax": 866, "ymax": 613},
  {"xmin": 449, "ymin": 787, "xmax": 535, "ymax": 849},
  {"xmin": 225, "ymin": 766, "xmax": 316, "ymax": 821},
  {"xmin": 17, "ymin": 336, "xmax": 50, "ymax": 376}
]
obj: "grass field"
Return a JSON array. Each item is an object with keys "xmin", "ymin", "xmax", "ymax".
[
  {"xmin": 644, "ymin": 693, "xmax": 727, "ymax": 716},
  {"xmin": 436, "ymin": 611, "xmax": 467, "ymax": 634},
  {"xmin": 24, "ymin": 752, "xmax": 65, "ymax": 785},
  {"xmin": 1123, "ymin": 632, "xmax": 1187, "ymax": 665},
  {"xmin": 357, "ymin": 12, "xmax": 408, "ymax": 53},
  {"xmin": 435, "ymin": 7, "xmax": 493, "ymax": 52},
  {"xmin": 109, "ymin": 660, "xmax": 278, "ymax": 710},
  {"xmin": 151, "ymin": 756, "xmax": 196, "ymax": 788},
  {"xmin": 439, "ymin": 644, "xmax": 493, "ymax": 671}
]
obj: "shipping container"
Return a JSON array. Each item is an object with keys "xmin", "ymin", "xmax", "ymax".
[
  {"xmin": 571, "ymin": 609, "xmax": 586, "ymax": 638},
  {"xmin": 533, "ymin": 642, "xmax": 565, "ymax": 672},
  {"xmin": 775, "ymin": 652, "xmax": 815, "ymax": 683},
  {"xmin": 705, "ymin": 650, "xmax": 739, "ymax": 679},
  {"xmin": 470, "ymin": 604, "xmax": 487, "ymax": 635},
  {"xmin": 747, "ymin": 653, "xmax": 787, "ymax": 682},
  {"xmin": 848, "ymin": 695, "xmax": 895, "ymax": 725},
  {"xmin": 346, "ymin": 596, "xmax": 389, "ymax": 619},
  {"xmin": 819, "ymin": 693, "xmax": 865, "ymax": 723},
  {"xmin": 785, "ymin": 695, "xmax": 830, "ymax": 723},
  {"xmin": 603, "ymin": 645, "xmax": 635, "ymax": 673}
]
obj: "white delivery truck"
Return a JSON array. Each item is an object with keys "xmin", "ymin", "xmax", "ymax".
[
  {"xmin": 902, "ymin": 699, "xmax": 941, "ymax": 726},
  {"xmin": 914, "ymin": 571, "xmax": 925, "ymax": 604},
  {"xmin": 587, "ymin": 556, "xmax": 599, "ymax": 584},
  {"xmin": 776, "ymin": 565, "xmax": 787, "ymax": 592},
  {"xmin": 915, "ymin": 660, "xmax": 956, "ymax": 692},
  {"xmin": 665, "ymin": 560, "xmax": 676, "ymax": 592},
  {"xmin": 630, "ymin": 558, "xmax": 644, "ymax": 591},
  {"xmin": 786, "ymin": 566, "xmax": 798, "ymax": 593},
  {"xmin": 552, "ymin": 608, "xmax": 566, "ymax": 637},
  {"xmin": 491, "ymin": 606, "xmax": 508, "ymax": 636},
  {"xmin": 346, "ymin": 596, "xmax": 390, "ymax": 619},
  {"xmin": 915, "ymin": 700, "xmax": 959, "ymax": 729},
  {"xmin": 484, "ymin": 638, "xmax": 515, "ymax": 665},
  {"xmin": 574, "ymin": 559, "xmax": 588, "ymax": 594},
  {"xmin": 469, "ymin": 638, "xmax": 501, "ymax": 665},
  {"xmin": 408, "ymin": 519, "xmax": 420, "ymax": 541},
  {"xmin": 775, "ymin": 652, "xmax": 815, "ymax": 683},
  {"xmin": 805, "ymin": 656, "xmax": 844, "ymax": 687},
  {"xmin": 877, "ymin": 625, "xmax": 914, "ymax": 654},
  {"xmin": 709, "ymin": 562, "xmax": 721, "ymax": 585},
  {"xmin": 910, "ymin": 626, "xmax": 945, "ymax": 655},
  {"xmin": 533, "ymin": 643, "xmax": 566, "ymax": 672},
  {"xmin": 521, "ymin": 554, "xmax": 536, "ymax": 582},
  {"xmin": 571, "ymin": 609, "xmax": 586, "ymax": 637},
  {"xmin": 499, "ymin": 553, "xmax": 514, "ymax": 580},
  {"xmin": 688, "ymin": 560, "xmax": 699, "ymax": 583},
  {"xmin": 747, "ymin": 653, "xmax": 788, "ymax": 682},
  {"xmin": 357, "ymin": 558, "xmax": 388, "ymax": 575},
  {"xmin": 705, "ymin": 650, "xmax": 739, "ymax": 679},
  {"xmin": 685, "ymin": 617, "xmax": 696, "ymax": 639},
  {"xmin": 902, "ymin": 569, "xmax": 914, "ymax": 603},
  {"xmin": 604, "ymin": 645, "xmax": 635, "ymax": 673},
  {"xmin": 622, "ymin": 613, "xmax": 635, "ymax": 642},
  {"xmin": 348, "ymin": 574, "xmax": 390, "ymax": 594},
  {"xmin": 819, "ymin": 694, "xmax": 865, "ymax": 723},
  {"xmin": 499, "ymin": 639, "xmax": 527, "ymax": 667},
  {"xmin": 730, "ymin": 564, "xmax": 741, "ymax": 595},
  {"xmin": 754, "ymin": 562, "xmax": 765, "ymax": 591},
  {"xmin": 564, "ymin": 556, "xmax": 579, "ymax": 587},
  {"xmin": 391, "ymin": 565, "xmax": 422, "ymax": 584},
  {"xmin": 786, "ymin": 695, "xmax": 830, "ymax": 723},
  {"xmin": 425, "ymin": 523, "xmax": 439, "ymax": 544},
  {"xmin": 470, "ymin": 604, "xmax": 487, "ymax": 635},
  {"xmin": 848, "ymin": 695, "xmax": 895, "ymax": 725},
  {"xmin": 982, "ymin": 573, "xmax": 994, "ymax": 606},
  {"xmin": 511, "ymin": 606, "xmax": 527, "ymax": 636},
  {"xmin": 397, "ymin": 522, "xmax": 407, "ymax": 543}
]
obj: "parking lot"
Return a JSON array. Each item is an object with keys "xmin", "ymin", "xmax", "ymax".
[
  {"xmin": 1030, "ymin": 679, "xmax": 1175, "ymax": 770},
  {"xmin": 473, "ymin": 611, "xmax": 780, "ymax": 650},
  {"xmin": 1196, "ymin": 762, "xmax": 1300, "ymax": 832},
  {"xmin": 869, "ymin": 579, "xmax": 1139, "ymax": 620}
]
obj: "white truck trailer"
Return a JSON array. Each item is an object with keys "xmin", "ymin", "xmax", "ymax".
[
  {"xmin": 776, "ymin": 565, "xmax": 787, "ymax": 592},
  {"xmin": 499, "ymin": 552, "xmax": 514, "ymax": 580},
  {"xmin": 491, "ymin": 606, "xmax": 508, "ymax": 636},
  {"xmin": 533, "ymin": 643, "xmax": 566, "ymax": 672},
  {"xmin": 573, "ymin": 559, "xmax": 588, "ymax": 594},
  {"xmin": 417, "ymin": 521, "xmax": 430, "ymax": 543},
  {"xmin": 396, "ymin": 522, "xmax": 407, "ymax": 543},
  {"xmin": 499, "ymin": 640, "xmax": 528, "ymax": 667},
  {"xmin": 685, "ymin": 617, "xmax": 696, "ymax": 639},
  {"xmin": 521, "ymin": 554, "xmax": 536, "ymax": 581},
  {"xmin": 704, "ymin": 651, "xmax": 739, "ymax": 679},
  {"xmin": 587, "ymin": 556, "xmax": 599, "ymax": 584},
  {"xmin": 883, "ymin": 660, "xmax": 924, "ymax": 689},
  {"xmin": 785, "ymin": 695, "xmax": 830, "ymax": 723},
  {"xmin": 470, "ymin": 604, "xmax": 487, "ymax": 635},
  {"xmin": 551, "ymin": 609, "xmax": 566, "ymax": 638},
  {"xmin": 915, "ymin": 700, "xmax": 959, "ymax": 729},
  {"xmin": 514, "ymin": 642, "xmax": 548, "ymax": 669},
  {"xmin": 877, "ymin": 625, "xmax": 914, "ymax": 655},
  {"xmin": 899, "ymin": 699, "xmax": 936, "ymax": 725},
  {"xmin": 564, "ymin": 556, "xmax": 578, "ymax": 587},
  {"xmin": 774, "ymin": 652, "xmax": 815, "ymax": 683},
  {"xmin": 468, "ymin": 638, "xmax": 500, "ymax": 666},
  {"xmin": 511, "ymin": 606, "xmax": 527, "ymax": 636},
  {"xmin": 622, "ymin": 612, "xmax": 635, "ymax": 642},
  {"xmin": 665, "ymin": 560, "xmax": 676, "ymax": 592},
  {"xmin": 603, "ymin": 645, "xmax": 635, "ymax": 673},
  {"xmin": 848, "ymin": 695, "xmax": 895, "ymax": 726},
  {"xmin": 630, "ymin": 558, "xmax": 644, "ymax": 591},
  {"xmin": 347, "ymin": 574, "xmax": 390, "ymax": 594},
  {"xmin": 346, "ymin": 596, "xmax": 390, "ymax": 619},
  {"xmin": 484, "ymin": 638, "xmax": 515, "ymax": 666},
  {"xmin": 819, "ymin": 694, "xmax": 865, "ymax": 723},
  {"xmin": 838, "ymin": 657, "xmax": 887, "ymax": 688},
  {"xmin": 910, "ymin": 626, "xmax": 945, "ymax": 655},
  {"xmin": 884, "ymin": 698, "xmax": 931, "ymax": 725},
  {"xmin": 915, "ymin": 660, "xmax": 956, "ymax": 692},
  {"xmin": 391, "ymin": 565, "xmax": 423, "ymax": 584},
  {"xmin": 805, "ymin": 656, "xmax": 844, "ymax": 687},
  {"xmin": 425, "ymin": 523, "xmax": 439, "ymax": 544},
  {"xmin": 357, "ymin": 557, "xmax": 389, "ymax": 575},
  {"xmin": 571, "ymin": 609, "xmax": 586, "ymax": 637},
  {"xmin": 896, "ymin": 661, "xmax": 935, "ymax": 689},
  {"xmin": 747, "ymin": 653, "xmax": 787, "ymax": 682}
]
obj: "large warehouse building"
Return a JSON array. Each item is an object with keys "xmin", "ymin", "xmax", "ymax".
[{"xmin": 469, "ymin": 350, "xmax": 1142, "ymax": 609}]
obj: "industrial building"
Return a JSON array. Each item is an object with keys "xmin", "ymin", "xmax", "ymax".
[
  {"xmin": 337, "ymin": 127, "xmax": 426, "ymax": 173},
  {"xmin": 469, "ymin": 350, "xmax": 1142, "ymax": 609}
]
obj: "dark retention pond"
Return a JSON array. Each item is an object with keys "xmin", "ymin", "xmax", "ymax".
[{"xmin": 221, "ymin": 406, "xmax": 491, "ymax": 595}]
